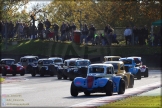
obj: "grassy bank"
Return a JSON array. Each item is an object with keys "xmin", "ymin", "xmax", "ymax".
[
  {"xmin": 99, "ymin": 96, "xmax": 161, "ymax": 108},
  {"xmin": 1, "ymin": 39, "xmax": 161, "ymax": 57}
]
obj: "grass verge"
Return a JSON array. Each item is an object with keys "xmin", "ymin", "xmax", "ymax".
[
  {"xmin": 0, "ymin": 77, "xmax": 5, "ymax": 83},
  {"xmin": 99, "ymin": 96, "xmax": 161, "ymax": 108}
]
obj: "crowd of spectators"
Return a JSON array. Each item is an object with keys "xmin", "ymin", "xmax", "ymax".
[{"xmin": 0, "ymin": 19, "xmax": 161, "ymax": 46}]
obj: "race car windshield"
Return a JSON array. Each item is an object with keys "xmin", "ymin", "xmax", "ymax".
[
  {"xmin": 77, "ymin": 61, "xmax": 89, "ymax": 66},
  {"xmin": 120, "ymin": 59, "xmax": 132, "ymax": 64},
  {"xmin": 69, "ymin": 61, "xmax": 76, "ymax": 66},
  {"xmin": 89, "ymin": 66, "xmax": 104, "ymax": 73},
  {"xmin": 54, "ymin": 59, "xmax": 62, "ymax": 63},
  {"xmin": 43, "ymin": 60, "xmax": 53, "ymax": 64},
  {"xmin": 6, "ymin": 60, "xmax": 15, "ymax": 65}
]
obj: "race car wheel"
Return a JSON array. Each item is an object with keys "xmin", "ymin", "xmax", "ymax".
[
  {"xmin": 84, "ymin": 92, "xmax": 91, "ymax": 96},
  {"xmin": 70, "ymin": 81, "xmax": 78, "ymax": 97},
  {"xmin": 123, "ymin": 76, "xmax": 128, "ymax": 89},
  {"xmin": 40, "ymin": 68, "xmax": 45, "ymax": 77},
  {"xmin": 128, "ymin": 75, "xmax": 134, "ymax": 88},
  {"xmin": 2, "ymin": 68, "xmax": 7, "ymax": 76},
  {"xmin": 118, "ymin": 79, "xmax": 125, "ymax": 94},
  {"xmin": 137, "ymin": 70, "xmax": 141, "ymax": 80},
  {"xmin": 26, "ymin": 65, "xmax": 32, "ymax": 74},
  {"xmin": 31, "ymin": 68, "xmax": 36, "ymax": 77},
  {"xmin": 63, "ymin": 75, "xmax": 67, "ymax": 79},
  {"xmin": 105, "ymin": 80, "xmax": 113, "ymax": 96},
  {"xmin": 49, "ymin": 65, "xmax": 55, "ymax": 76},
  {"xmin": 20, "ymin": 69, "xmax": 25, "ymax": 76},
  {"xmin": 144, "ymin": 68, "xmax": 148, "ymax": 77},
  {"xmin": 12, "ymin": 71, "xmax": 16, "ymax": 76},
  {"xmin": 57, "ymin": 71, "xmax": 62, "ymax": 79}
]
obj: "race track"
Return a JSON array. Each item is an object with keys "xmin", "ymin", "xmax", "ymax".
[{"xmin": 1, "ymin": 70, "xmax": 161, "ymax": 107}]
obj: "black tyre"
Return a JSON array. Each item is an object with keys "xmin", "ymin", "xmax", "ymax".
[
  {"xmin": 12, "ymin": 71, "xmax": 16, "ymax": 76},
  {"xmin": 63, "ymin": 75, "xmax": 67, "ymax": 79},
  {"xmin": 105, "ymin": 80, "xmax": 113, "ymax": 96},
  {"xmin": 57, "ymin": 70, "xmax": 62, "ymax": 79},
  {"xmin": 26, "ymin": 65, "xmax": 32, "ymax": 73},
  {"xmin": 31, "ymin": 68, "xmax": 36, "ymax": 77},
  {"xmin": 128, "ymin": 75, "xmax": 134, "ymax": 88},
  {"xmin": 144, "ymin": 68, "xmax": 148, "ymax": 77},
  {"xmin": 49, "ymin": 65, "xmax": 56, "ymax": 75},
  {"xmin": 84, "ymin": 91, "xmax": 91, "ymax": 96},
  {"xmin": 40, "ymin": 68, "xmax": 45, "ymax": 77},
  {"xmin": 118, "ymin": 79, "xmax": 125, "ymax": 94},
  {"xmin": 136, "ymin": 70, "xmax": 141, "ymax": 80},
  {"xmin": 20, "ymin": 69, "xmax": 25, "ymax": 76},
  {"xmin": 70, "ymin": 81, "xmax": 78, "ymax": 97},
  {"xmin": 2, "ymin": 68, "xmax": 6, "ymax": 76},
  {"xmin": 123, "ymin": 76, "xmax": 128, "ymax": 89}
]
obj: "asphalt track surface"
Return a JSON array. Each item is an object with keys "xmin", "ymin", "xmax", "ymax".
[{"xmin": 1, "ymin": 70, "xmax": 161, "ymax": 107}]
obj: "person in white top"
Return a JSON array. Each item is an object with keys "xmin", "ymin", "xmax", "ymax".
[{"xmin": 124, "ymin": 26, "xmax": 131, "ymax": 45}]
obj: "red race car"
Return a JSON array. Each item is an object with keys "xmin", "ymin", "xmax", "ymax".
[{"xmin": 0, "ymin": 58, "xmax": 25, "ymax": 76}]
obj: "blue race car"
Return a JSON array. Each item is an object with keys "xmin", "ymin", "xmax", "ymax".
[
  {"xmin": 119, "ymin": 57, "xmax": 149, "ymax": 80},
  {"xmin": 70, "ymin": 63, "xmax": 125, "ymax": 97}
]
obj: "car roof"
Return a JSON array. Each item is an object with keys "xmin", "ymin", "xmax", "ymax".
[
  {"xmin": 104, "ymin": 56, "xmax": 121, "ymax": 58},
  {"xmin": 38, "ymin": 58, "xmax": 50, "ymax": 61},
  {"xmin": 20, "ymin": 56, "xmax": 38, "ymax": 59},
  {"xmin": 1, "ymin": 58, "xmax": 15, "ymax": 61},
  {"xmin": 104, "ymin": 61, "xmax": 123, "ymax": 64},
  {"xmin": 64, "ymin": 58, "xmax": 83, "ymax": 61},
  {"xmin": 49, "ymin": 57, "xmax": 63, "ymax": 59},
  {"xmin": 89, "ymin": 63, "xmax": 113, "ymax": 67},
  {"xmin": 120, "ymin": 57, "xmax": 141, "ymax": 60},
  {"xmin": 76, "ymin": 59, "xmax": 90, "ymax": 61}
]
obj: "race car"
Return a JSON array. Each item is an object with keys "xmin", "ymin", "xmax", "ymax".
[
  {"xmin": 31, "ymin": 58, "xmax": 56, "ymax": 77},
  {"xmin": 68, "ymin": 59, "xmax": 91, "ymax": 81},
  {"xmin": 57, "ymin": 58, "xmax": 84, "ymax": 80},
  {"xmin": 104, "ymin": 61, "xmax": 134, "ymax": 88},
  {"xmin": 119, "ymin": 56, "xmax": 149, "ymax": 80},
  {"xmin": 0, "ymin": 58, "xmax": 25, "ymax": 76},
  {"xmin": 70, "ymin": 63, "xmax": 125, "ymax": 97}
]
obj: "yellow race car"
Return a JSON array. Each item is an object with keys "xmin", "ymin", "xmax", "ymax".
[{"xmin": 104, "ymin": 61, "xmax": 134, "ymax": 88}]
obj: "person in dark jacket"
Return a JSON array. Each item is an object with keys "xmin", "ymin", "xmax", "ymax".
[
  {"xmin": 37, "ymin": 20, "xmax": 44, "ymax": 39},
  {"xmin": 133, "ymin": 26, "xmax": 139, "ymax": 45},
  {"xmin": 85, "ymin": 24, "xmax": 96, "ymax": 45},
  {"xmin": 53, "ymin": 23, "xmax": 59, "ymax": 42},
  {"xmin": 81, "ymin": 23, "xmax": 89, "ymax": 44}
]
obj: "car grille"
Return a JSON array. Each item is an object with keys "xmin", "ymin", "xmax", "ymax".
[
  {"xmin": 11, "ymin": 65, "xmax": 17, "ymax": 71},
  {"xmin": 87, "ymin": 76, "xmax": 94, "ymax": 88}
]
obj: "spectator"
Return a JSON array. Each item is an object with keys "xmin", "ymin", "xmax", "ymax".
[
  {"xmin": 53, "ymin": 23, "xmax": 59, "ymax": 42},
  {"xmin": 8, "ymin": 21, "xmax": 14, "ymax": 40},
  {"xmin": 81, "ymin": 23, "xmax": 89, "ymax": 44},
  {"xmin": 44, "ymin": 19, "xmax": 51, "ymax": 30},
  {"xmin": 70, "ymin": 22, "xmax": 76, "ymax": 41},
  {"xmin": 37, "ymin": 20, "xmax": 44, "ymax": 39},
  {"xmin": 112, "ymin": 33, "xmax": 119, "ymax": 44},
  {"xmin": 23, "ymin": 23, "xmax": 29, "ymax": 39},
  {"xmin": 18, "ymin": 22, "xmax": 24, "ymax": 40},
  {"xmin": 124, "ymin": 26, "xmax": 131, "ymax": 45},
  {"xmin": 65, "ymin": 22, "xmax": 70, "ymax": 41},
  {"xmin": 60, "ymin": 22, "xmax": 66, "ymax": 41},
  {"xmin": 0, "ymin": 21, "xmax": 5, "ymax": 39},
  {"xmin": 138, "ymin": 26, "xmax": 143, "ymax": 45},
  {"xmin": 143, "ymin": 25, "xmax": 149, "ymax": 45},
  {"xmin": 85, "ymin": 24, "xmax": 96, "ymax": 45},
  {"xmin": 132, "ymin": 26, "xmax": 139, "ymax": 45},
  {"xmin": 141, "ymin": 26, "xmax": 145, "ymax": 45}
]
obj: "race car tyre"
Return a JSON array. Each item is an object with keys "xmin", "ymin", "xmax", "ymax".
[
  {"xmin": 2, "ymin": 68, "xmax": 6, "ymax": 76},
  {"xmin": 84, "ymin": 92, "xmax": 91, "ymax": 96},
  {"xmin": 137, "ymin": 70, "xmax": 141, "ymax": 80},
  {"xmin": 123, "ymin": 76, "xmax": 128, "ymax": 89},
  {"xmin": 69, "ymin": 78, "xmax": 74, "ymax": 81},
  {"xmin": 31, "ymin": 68, "xmax": 36, "ymax": 77},
  {"xmin": 63, "ymin": 75, "xmax": 67, "ymax": 79},
  {"xmin": 26, "ymin": 65, "xmax": 32, "ymax": 73},
  {"xmin": 118, "ymin": 79, "xmax": 125, "ymax": 94},
  {"xmin": 40, "ymin": 68, "xmax": 45, "ymax": 77},
  {"xmin": 144, "ymin": 68, "xmax": 148, "ymax": 77},
  {"xmin": 57, "ymin": 72, "xmax": 62, "ymax": 79},
  {"xmin": 128, "ymin": 75, "xmax": 134, "ymax": 88},
  {"xmin": 70, "ymin": 81, "xmax": 78, "ymax": 97},
  {"xmin": 49, "ymin": 65, "xmax": 55, "ymax": 75},
  {"xmin": 20, "ymin": 69, "xmax": 25, "ymax": 76},
  {"xmin": 105, "ymin": 80, "xmax": 113, "ymax": 96},
  {"xmin": 12, "ymin": 71, "xmax": 16, "ymax": 76}
]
